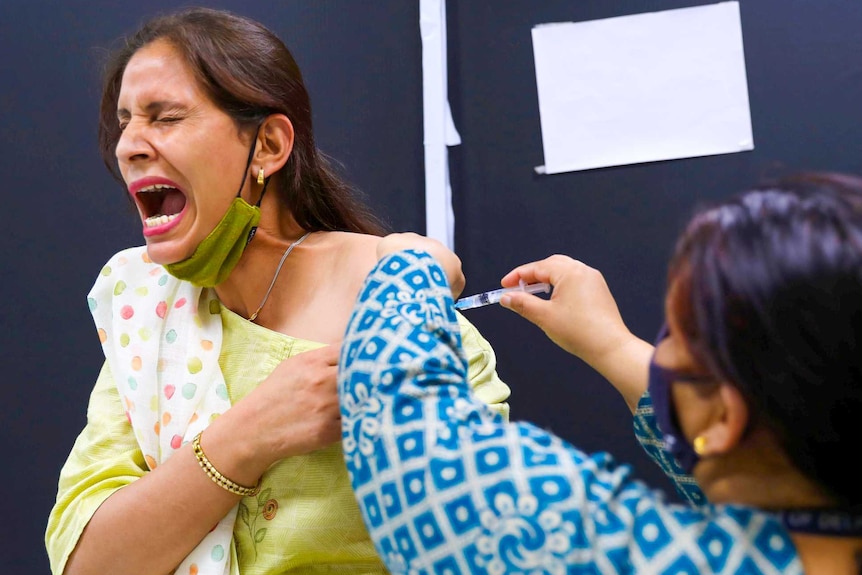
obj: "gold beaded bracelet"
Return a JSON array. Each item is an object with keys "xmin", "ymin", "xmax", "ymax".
[{"xmin": 192, "ymin": 432, "xmax": 261, "ymax": 497}]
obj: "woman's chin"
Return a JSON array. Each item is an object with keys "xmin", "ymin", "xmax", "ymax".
[{"xmin": 144, "ymin": 243, "xmax": 190, "ymax": 266}]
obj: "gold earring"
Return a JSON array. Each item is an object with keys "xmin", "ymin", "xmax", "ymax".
[
  {"xmin": 257, "ymin": 167, "xmax": 265, "ymax": 185},
  {"xmin": 693, "ymin": 436, "xmax": 708, "ymax": 456}
]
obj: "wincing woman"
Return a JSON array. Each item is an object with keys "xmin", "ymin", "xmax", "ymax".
[
  {"xmin": 338, "ymin": 172, "xmax": 862, "ymax": 574},
  {"xmin": 45, "ymin": 7, "xmax": 510, "ymax": 575}
]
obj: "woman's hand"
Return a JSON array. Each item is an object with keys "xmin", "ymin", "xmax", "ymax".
[
  {"xmin": 499, "ymin": 254, "xmax": 653, "ymax": 412},
  {"xmin": 376, "ymin": 232, "xmax": 466, "ymax": 298},
  {"xmin": 258, "ymin": 345, "xmax": 342, "ymax": 458},
  {"xmin": 214, "ymin": 345, "xmax": 342, "ymax": 477}
]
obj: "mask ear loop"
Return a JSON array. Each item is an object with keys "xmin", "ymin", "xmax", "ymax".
[
  {"xmin": 257, "ymin": 177, "xmax": 271, "ymax": 207},
  {"xmin": 237, "ymin": 122, "xmax": 268, "ymax": 245}
]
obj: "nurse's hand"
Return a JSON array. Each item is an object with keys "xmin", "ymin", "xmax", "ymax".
[
  {"xmin": 500, "ymin": 254, "xmax": 653, "ymax": 412},
  {"xmin": 376, "ymin": 232, "xmax": 465, "ymax": 298}
]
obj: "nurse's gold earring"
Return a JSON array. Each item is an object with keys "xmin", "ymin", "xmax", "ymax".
[
  {"xmin": 257, "ymin": 167, "xmax": 265, "ymax": 185},
  {"xmin": 693, "ymin": 436, "xmax": 708, "ymax": 456}
]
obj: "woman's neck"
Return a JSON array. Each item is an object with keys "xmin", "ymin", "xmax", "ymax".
[
  {"xmin": 697, "ymin": 427, "xmax": 831, "ymax": 509},
  {"xmin": 791, "ymin": 534, "xmax": 862, "ymax": 575},
  {"xmin": 213, "ymin": 219, "xmax": 311, "ymax": 322},
  {"xmin": 696, "ymin": 431, "xmax": 862, "ymax": 572}
]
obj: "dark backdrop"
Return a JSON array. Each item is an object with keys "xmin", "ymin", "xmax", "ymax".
[{"xmin": 4, "ymin": 1, "xmax": 862, "ymax": 573}]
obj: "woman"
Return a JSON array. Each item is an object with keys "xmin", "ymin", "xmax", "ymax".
[
  {"xmin": 338, "ymin": 173, "xmax": 862, "ymax": 574},
  {"xmin": 45, "ymin": 8, "xmax": 510, "ymax": 575}
]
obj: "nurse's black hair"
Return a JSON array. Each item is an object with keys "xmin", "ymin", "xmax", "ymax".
[{"xmin": 668, "ymin": 172, "xmax": 862, "ymax": 505}]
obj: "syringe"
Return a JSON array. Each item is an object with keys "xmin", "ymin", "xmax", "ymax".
[{"xmin": 454, "ymin": 281, "xmax": 551, "ymax": 311}]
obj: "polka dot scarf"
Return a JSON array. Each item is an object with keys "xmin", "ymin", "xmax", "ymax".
[{"xmin": 88, "ymin": 246, "xmax": 237, "ymax": 575}]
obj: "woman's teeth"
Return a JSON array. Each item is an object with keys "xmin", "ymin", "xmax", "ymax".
[{"xmin": 145, "ymin": 213, "xmax": 178, "ymax": 228}]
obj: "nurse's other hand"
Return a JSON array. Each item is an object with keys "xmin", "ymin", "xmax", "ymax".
[{"xmin": 376, "ymin": 232, "xmax": 465, "ymax": 298}]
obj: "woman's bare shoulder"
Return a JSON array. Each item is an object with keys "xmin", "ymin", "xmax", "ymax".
[
  {"xmin": 324, "ymin": 231, "xmax": 380, "ymax": 253},
  {"xmin": 317, "ymin": 231, "xmax": 382, "ymax": 274}
]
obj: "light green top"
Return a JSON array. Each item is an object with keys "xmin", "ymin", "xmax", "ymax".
[{"xmin": 46, "ymin": 305, "xmax": 510, "ymax": 574}]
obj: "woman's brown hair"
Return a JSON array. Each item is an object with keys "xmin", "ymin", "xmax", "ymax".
[{"xmin": 98, "ymin": 6, "xmax": 387, "ymax": 235}]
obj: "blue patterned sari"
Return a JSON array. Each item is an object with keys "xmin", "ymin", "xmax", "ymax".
[{"xmin": 338, "ymin": 250, "xmax": 803, "ymax": 574}]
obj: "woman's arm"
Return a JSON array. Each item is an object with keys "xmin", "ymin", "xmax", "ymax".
[
  {"xmin": 50, "ymin": 346, "xmax": 340, "ymax": 575},
  {"xmin": 47, "ymin": 362, "xmax": 243, "ymax": 575}
]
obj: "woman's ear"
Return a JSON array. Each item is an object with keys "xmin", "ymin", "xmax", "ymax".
[
  {"xmin": 698, "ymin": 383, "xmax": 749, "ymax": 455},
  {"xmin": 255, "ymin": 114, "xmax": 294, "ymax": 177}
]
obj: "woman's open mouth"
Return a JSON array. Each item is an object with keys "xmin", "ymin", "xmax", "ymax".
[
  {"xmin": 138, "ymin": 184, "xmax": 186, "ymax": 228},
  {"xmin": 129, "ymin": 177, "xmax": 188, "ymax": 236}
]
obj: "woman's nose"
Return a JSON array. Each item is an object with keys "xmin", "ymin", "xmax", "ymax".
[{"xmin": 115, "ymin": 119, "xmax": 154, "ymax": 164}]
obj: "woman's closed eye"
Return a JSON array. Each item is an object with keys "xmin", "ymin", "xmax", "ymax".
[
  {"xmin": 116, "ymin": 115, "xmax": 181, "ymax": 132},
  {"xmin": 155, "ymin": 115, "xmax": 182, "ymax": 124}
]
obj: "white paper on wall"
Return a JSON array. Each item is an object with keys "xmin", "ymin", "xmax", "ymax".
[{"xmin": 532, "ymin": 1, "xmax": 753, "ymax": 175}]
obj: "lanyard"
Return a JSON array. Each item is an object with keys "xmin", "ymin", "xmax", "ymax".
[{"xmin": 779, "ymin": 509, "xmax": 862, "ymax": 536}]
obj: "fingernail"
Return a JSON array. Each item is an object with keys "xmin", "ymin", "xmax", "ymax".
[{"xmin": 500, "ymin": 295, "xmax": 512, "ymax": 308}]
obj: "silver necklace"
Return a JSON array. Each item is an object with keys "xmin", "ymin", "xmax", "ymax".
[{"xmin": 248, "ymin": 231, "xmax": 312, "ymax": 322}]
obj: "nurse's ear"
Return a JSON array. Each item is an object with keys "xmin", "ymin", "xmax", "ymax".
[{"xmin": 695, "ymin": 382, "xmax": 749, "ymax": 456}]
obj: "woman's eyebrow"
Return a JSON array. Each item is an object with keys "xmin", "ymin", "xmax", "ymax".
[{"xmin": 117, "ymin": 100, "xmax": 188, "ymax": 118}]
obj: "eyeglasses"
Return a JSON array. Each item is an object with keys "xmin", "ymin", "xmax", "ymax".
[{"xmin": 651, "ymin": 322, "xmax": 719, "ymax": 385}]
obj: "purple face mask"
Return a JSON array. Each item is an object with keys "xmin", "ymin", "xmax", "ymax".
[{"xmin": 648, "ymin": 323, "xmax": 716, "ymax": 475}]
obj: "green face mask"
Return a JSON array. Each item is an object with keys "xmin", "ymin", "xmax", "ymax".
[
  {"xmin": 164, "ymin": 130, "xmax": 266, "ymax": 287},
  {"xmin": 164, "ymin": 196, "xmax": 262, "ymax": 287}
]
